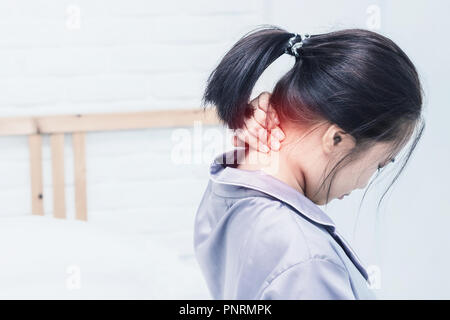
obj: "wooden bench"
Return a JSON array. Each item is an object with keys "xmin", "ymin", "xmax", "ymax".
[{"xmin": 0, "ymin": 109, "xmax": 218, "ymax": 221}]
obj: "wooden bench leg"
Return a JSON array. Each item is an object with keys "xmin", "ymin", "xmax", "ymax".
[
  {"xmin": 28, "ymin": 134, "xmax": 44, "ymax": 215},
  {"xmin": 50, "ymin": 133, "xmax": 66, "ymax": 219},
  {"xmin": 72, "ymin": 132, "xmax": 87, "ymax": 221}
]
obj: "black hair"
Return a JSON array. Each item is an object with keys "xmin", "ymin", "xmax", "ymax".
[{"xmin": 202, "ymin": 25, "xmax": 425, "ymax": 209}]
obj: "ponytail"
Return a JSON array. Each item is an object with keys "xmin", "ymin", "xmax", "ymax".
[{"xmin": 202, "ymin": 25, "xmax": 294, "ymax": 129}]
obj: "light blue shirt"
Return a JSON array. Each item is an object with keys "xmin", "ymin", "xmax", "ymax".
[{"xmin": 193, "ymin": 149, "xmax": 377, "ymax": 300}]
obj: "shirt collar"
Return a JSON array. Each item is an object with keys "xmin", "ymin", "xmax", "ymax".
[
  {"xmin": 208, "ymin": 148, "xmax": 370, "ymax": 281},
  {"xmin": 210, "ymin": 148, "xmax": 337, "ymax": 229}
]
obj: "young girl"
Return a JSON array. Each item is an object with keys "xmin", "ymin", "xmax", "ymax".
[{"xmin": 193, "ymin": 25, "xmax": 425, "ymax": 299}]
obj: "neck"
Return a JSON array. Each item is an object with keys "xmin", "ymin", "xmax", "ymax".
[{"xmin": 237, "ymin": 148, "xmax": 306, "ymax": 196}]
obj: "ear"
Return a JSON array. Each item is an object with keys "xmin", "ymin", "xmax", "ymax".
[{"xmin": 322, "ymin": 124, "xmax": 355, "ymax": 155}]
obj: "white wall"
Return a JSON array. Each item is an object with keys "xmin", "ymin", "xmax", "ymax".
[
  {"xmin": 0, "ymin": 0, "xmax": 264, "ymax": 273},
  {"xmin": 0, "ymin": 0, "xmax": 448, "ymax": 299}
]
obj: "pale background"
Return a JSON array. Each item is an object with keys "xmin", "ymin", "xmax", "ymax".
[{"xmin": 0, "ymin": 0, "xmax": 448, "ymax": 299}]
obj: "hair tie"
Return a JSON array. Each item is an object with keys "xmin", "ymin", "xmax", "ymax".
[{"xmin": 285, "ymin": 33, "xmax": 311, "ymax": 57}]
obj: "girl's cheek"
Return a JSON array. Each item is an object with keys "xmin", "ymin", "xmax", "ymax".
[
  {"xmin": 351, "ymin": 169, "xmax": 371, "ymax": 191},
  {"xmin": 359, "ymin": 168, "xmax": 377, "ymax": 189}
]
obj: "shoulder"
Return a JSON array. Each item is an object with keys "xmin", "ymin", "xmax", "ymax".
[
  {"xmin": 225, "ymin": 195, "xmax": 346, "ymax": 269},
  {"xmin": 223, "ymin": 196, "xmax": 352, "ymax": 299},
  {"xmin": 212, "ymin": 194, "xmax": 354, "ymax": 299}
]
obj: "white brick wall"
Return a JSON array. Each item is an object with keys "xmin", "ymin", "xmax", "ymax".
[
  {"xmin": 0, "ymin": 0, "xmax": 266, "ymax": 116},
  {"xmin": 0, "ymin": 1, "xmax": 266, "ymax": 262}
]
